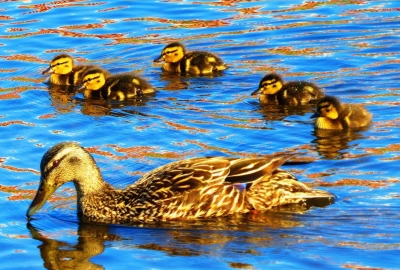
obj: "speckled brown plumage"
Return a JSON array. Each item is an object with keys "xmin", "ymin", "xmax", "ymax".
[
  {"xmin": 27, "ymin": 142, "xmax": 334, "ymax": 224},
  {"xmin": 252, "ymin": 73, "xmax": 325, "ymax": 105},
  {"xmin": 154, "ymin": 42, "xmax": 227, "ymax": 75}
]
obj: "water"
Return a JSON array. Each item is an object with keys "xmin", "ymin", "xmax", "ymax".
[{"xmin": 1, "ymin": 0, "xmax": 399, "ymax": 269}]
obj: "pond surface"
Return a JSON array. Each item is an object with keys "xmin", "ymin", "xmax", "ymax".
[{"xmin": 1, "ymin": 0, "xmax": 400, "ymax": 269}]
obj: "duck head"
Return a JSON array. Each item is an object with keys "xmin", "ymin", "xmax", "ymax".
[
  {"xmin": 42, "ymin": 54, "xmax": 74, "ymax": 75},
  {"xmin": 251, "ymin": 73, "xmax": 284, "ymax": 96},
  {"xmin": 154, "ymin": 42, "xmax": 186, "ymax": 63}
]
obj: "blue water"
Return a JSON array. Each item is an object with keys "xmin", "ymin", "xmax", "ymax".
[{"xmin": 0, "ymin": 0, "xmax": 399, "ymax": 269}]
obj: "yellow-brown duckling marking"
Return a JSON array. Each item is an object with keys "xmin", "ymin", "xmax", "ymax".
[
  {"xmin": 79, "ymin": 67, "xmax": 155, "ymax": 100},
  {"xmin": 27, "ymin": 142, "xmax": 334, "ymax": 224},
  {"xmin": 252, "ymin": 73, "xmax": 325, "ymax": 105},
  {"xmin": 42, "ymin": 54, "xmax": 94, "ymax": 86},
  {"xmin": 154, "ymin": 42, "xmax": 227, "ymax": 75},
  {"xmin": 311, "ymin": 96, "xmax": 372, "ymax": 130}
]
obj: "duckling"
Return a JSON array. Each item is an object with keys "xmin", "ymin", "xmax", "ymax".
[
  {"xmin": 251, "ymin": 73, "xmax": 325, "ymax": 105},
  {"xmin": 42, "ymin": 54, "xmax": 94, "ymax": 86},
  {"xmin": 27, "ymin": 142, "xmax": 334, "ymax": 224},
  {"xmin": 154, "ymin": 42, "xmax": 228, "ymax": 75},
  {"xmin": 79, "ymin": 67, "xmax": 155, "ymax": 100},
  {"xmin": 311, "ymin": 96, "xmax": 372, "ymax": 130}
]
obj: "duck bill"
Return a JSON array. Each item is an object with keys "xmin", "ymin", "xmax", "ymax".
[
  {"xmin": 153, "ymin": 55, "xmax": 164, "ymax": 62},
  {"xmin": 42, "ymin": 66, "xmax": 53, "ymax": 75},
  {"xmin": 251, "ymin": 88, "xmax": 260, "ymax": 96},
  {"xmin": 77, "ymin": 84, "xmax": 86, "ymax": 93},
  {"xmin": 26, "ymin": 179, "xmax": 56, "ymax": 218}
]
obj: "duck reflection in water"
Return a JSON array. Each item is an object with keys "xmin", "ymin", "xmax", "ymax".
[
  {"xmin": 256, "ymin": 103, "xmax": 317, "ymax": 122},
  {"xmin": 27, "ymin": 222, "xmax": 118, "ymax": 270},
  {"xmin": 312, "ymin": 128, "xmax": 368, "ymax": 159},
  {"xmin": 158, "ymin": 72, "xmax": 190, "ymax": 91},
  {"xmin": 47, "ymin": 84, "xmax": 78, "ymax": 114},
  {"xmin": 27, "ymin": 211, "xmax": 308, "ymax": 270},
  {"xmin": 46, "ymin": 84, "xmax": 154, "ymax": 117}
]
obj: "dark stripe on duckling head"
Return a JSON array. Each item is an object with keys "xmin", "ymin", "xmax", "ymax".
[
  {"xmin": 51, "ymin": 60, "xmax": 69, "ymax": 68},
  {"xmin": 82, "ymin": 75, "xmax": 101, "ymax": 84},
  {"xmin": 259, "ymin": 73, "xmax": 283, "ymax": 86},
  {"xmin": 162, "ymin": 49, "xmax": 178, "ymax": 57},
  {"xmin": 316, "ymin": 96, "xmax": 342, "ymax": 113}
]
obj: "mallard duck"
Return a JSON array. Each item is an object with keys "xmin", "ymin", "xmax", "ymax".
[
  {"xmin": 153, "ymin": 42, "xmax": 228, "ymax": 75},
  {"xmin": 79, "ymin": 67, "xmax": 155, "ymax": 100},
  {"xmin": 251, "ymin": 73, "xmax": 325, "ymax": 105},
  {"xmin": 27, "ymin": 142, "xmax": 334, "ymax": 224},
  {"xmin": 311, "ymin": 96, "xmax": 372, "ymax": 130},
  {"xmin": 42, "ymin": 54, "xmax": 94, "ymax": 86}
]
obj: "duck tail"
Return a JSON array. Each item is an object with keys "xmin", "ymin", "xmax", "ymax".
[{"xmin": 245, "ymin": 169, "xmax": 334, "ymax": 211}]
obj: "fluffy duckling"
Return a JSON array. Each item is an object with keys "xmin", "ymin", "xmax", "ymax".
[
  {"xmin": 252, "ymin": 73, "xmax": 325, "ymax": 105},
  {"xmin": 79, "ymin": 67, "xmax": 155, "ymax": 100},
  {"xmin": 42, "ymin": 54, "xmax": 94, "ymax": 86},
  {"xmin": 154, "ymin": 42, "xmax": 228, "ymax": 75},
  {"xmin": 311, "ymin": 96, "xmax": 372, "ymax": 130},
  {"xmin": 27, "ymin": 142, "xmax": 334, "ymax": 224}
]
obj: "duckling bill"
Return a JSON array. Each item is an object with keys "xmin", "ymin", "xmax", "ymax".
[
  {"xmin": 154, "ymin": 42, "xmax": 228, "ymax": 75},
  {"xmin": 42, "ymin": 54, "xmax": 94, "ymax": 86},
  {"xmin": 27, "ymin": 142, "xmax": 334, "ymax": 224},
  {"xmin": 252, "ymin": 73, "xmax": 324, "ymax": 105},
  {"xmin": 311, "ymin": 95, "xmax": 372, "ymax": 130},
  {"xmin": 79, "ymin": 67, "xmax": 155, "ymax": 100}
]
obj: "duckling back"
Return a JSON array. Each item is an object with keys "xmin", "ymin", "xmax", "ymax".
[
  {"xmin": 183, "ymin": 51, "xmax": 227, "ymax": 75},
  {"xmin": 278, "ymin": 81, "xmax": 325, "ymax": 105},
  {"xmin": 105, "ymin": 73, "xmax": 155, "ymax": 101},
  {"xmin": 340, "ymin": 103, "xmax": 372, "ymax": 129}
]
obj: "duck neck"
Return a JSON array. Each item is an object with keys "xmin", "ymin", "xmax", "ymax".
[
  {"xmin": 164, "ymin": 62, "xmax": 181, "ymax": 73},
  {"xmin": 72, "ymin": 156, "xmax": 111, "ymax": 198}
]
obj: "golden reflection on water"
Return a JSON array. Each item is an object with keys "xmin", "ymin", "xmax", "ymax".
[
  {"xmin": 28, "ymin": 222, "xmax": 108, "ymax": 270},
  {"xmin": 27, "ymin": 211, "xmax": 306, "ymax": 270},
  {"xmin": 312, "ymin": 127, "xmax": 368, "ymax": 159}
]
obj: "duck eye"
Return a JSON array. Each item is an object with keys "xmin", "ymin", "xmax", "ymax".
[{"xmin": 52, "ymin": 160, "xmax": 60, "ymax": 168}]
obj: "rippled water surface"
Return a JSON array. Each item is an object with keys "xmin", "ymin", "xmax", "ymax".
[{"xmin": 1, "ymin": 0, "xmax": 399, "ymax": 269}]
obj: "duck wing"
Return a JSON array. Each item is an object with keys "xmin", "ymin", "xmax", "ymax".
[{"xmin": 133, "ymin": 154, "xmax": 295, "ymax": 197}]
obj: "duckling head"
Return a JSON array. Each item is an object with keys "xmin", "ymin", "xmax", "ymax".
[
  {"xmin": 26, "ymin": 142, "xmax": 103, "ymax": 218},
  {"xmin": 42, "ymin": 54, "xmax": 74, "ymax": 75},
  {"xmin": 251, "ymin": 73, "xmax": 284, "ymax": 96},
  {"xmin": 313, "ymin": 96, "xmax": 341, "ymax": 120},
  {"xmin": 79, "ymin": 67, "xmax": 110, "ymax": 96},
  {"xmin": 154, "ymin": 42, "xmax": 186, "ymax": 63}
]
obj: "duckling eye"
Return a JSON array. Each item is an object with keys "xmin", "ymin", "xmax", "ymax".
[{"xmin": 52, "ymin": 160, "xmax": 60, "ymax": 168}]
